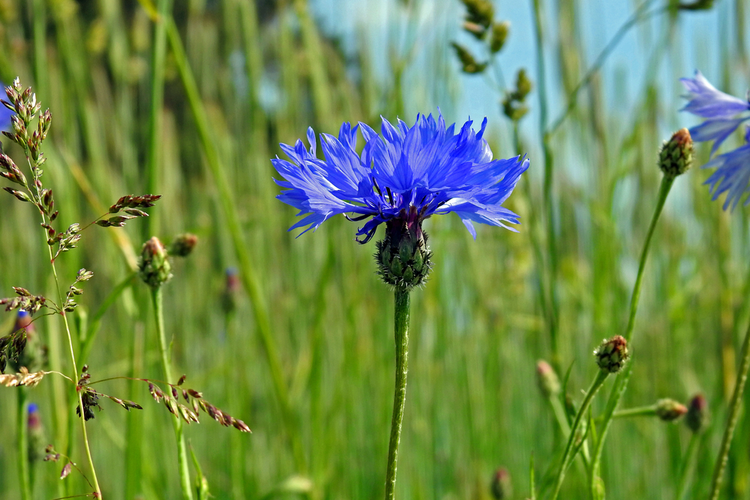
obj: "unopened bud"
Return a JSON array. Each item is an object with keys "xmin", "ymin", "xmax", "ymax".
[
  {"xmin": 138, "ymin": 236, "xmax": 172, "ymax": 288},
  {"xmin": 655, "ymin": 398, "xmax": 688, "ymax": 422},
  {"xmin": 659, "ymin": 128, "xmax": 693, "ymax": 178},
  {"xmin": 594, "ymin": 335, "xmax": 629, "ymax": 374},
  {"xmin": 170, "ymin": 233, "xmax": 199, "ymax": 257},
  {"xmin": 536, "ymin": 360, "xmax": 560, "ymax": 398},
  {"xmin": 686, "ymin": 393, "xmax": 709, "ymax": 433},
  {"xmin": 490, "ymin": 468, "xmax": 512, "ymax": 500}
]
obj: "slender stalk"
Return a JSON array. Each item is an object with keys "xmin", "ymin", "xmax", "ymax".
[
  {"xmin": 17, "ymin": 389, "xmax": 31, "ymax": 500},
  {"xmin": 675, "ymin": 432, "xmax": 699, "ymax": 500},
  {"xmin": 588, "ymin": 174, "xmax": 675, "ymax": 497},
  {"xmin": 42, "ymin": 221, "xmax": 102, "ymax": 498},
  {"xmin": 551, "ymin": 370, "xmax": 609, "ymax": 500},
  {"xmin": 611, "ymin": 406, "xmax": 657, "ymax": 419},
  {"xmin": 150, "ymin": 287, "xmax": 194, "ymax": 500},
  {"xmin": 708, "ymin": 320, "xmax": 750, "ymax": 500},
  {"xmin": 384, "ymin": 288, "xmax": 411, "ymax": 500},
  {"xmin": 531, "ymin": 0, "xmax": 560, "ymax": 368},
  {"xmin": 144, "ymin": 0, "xmax": 173, "ymax": 240},
  {"xmin": 165, "ymin": 16, "xmax": 306, "ymax": 471}
]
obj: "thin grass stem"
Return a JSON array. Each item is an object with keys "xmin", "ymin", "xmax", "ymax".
[
  {"xmin": 708, "ymin": 320, "xmax": 750, "ymax": 500},
  {"xmin": 17, "ymin": 388, "xmax": 31, "ymax": 500},
  {"xmin": 150, "ymin": 286, "xmax": 193, "ymax": 500},
  {"xmin": 551, "ymin": 370, "xmax": 609, "ymax": 500}
]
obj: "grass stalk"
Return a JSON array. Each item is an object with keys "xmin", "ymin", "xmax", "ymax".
[
  {"xmin": 708, "ymin": 320, "xmax": 750, "ymax": 500},
  {"xmin": 551, "ymin": 370, "xmax": 609, "ymax": 500},
  {"xmin": 17, "ymin": 388, "xmax": 31, "ymax": 500},
  {"xmin": 384, "ymin": 288, "xmax": 411, "ymax": 500},
  {"xmin": 150, "ymin": 286, "xmax": 194, "ymax": 500},
  {"xmin": 675, "ymin": 432, "xmax": 700, "ymax": 500},
  {"xmin": 164, "ymin": 14, "xmax": 306, "ymax": 471}
]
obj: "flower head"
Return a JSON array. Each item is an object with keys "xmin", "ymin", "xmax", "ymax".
[
  {"xmin": 681, "ymin": 71, "xmax": 750, "ymax": 209},
  {"xmin": 272, "ymin": 113, "xmax": 528, "ymax": 244},
  {"xmin": 0, "ymin": 82, "xmax": 12, "ymax": 132}
]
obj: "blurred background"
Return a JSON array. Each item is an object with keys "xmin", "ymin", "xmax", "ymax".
[{"xmin": 0, "ymin": 0, "xmax": 749, "ymax": 498}]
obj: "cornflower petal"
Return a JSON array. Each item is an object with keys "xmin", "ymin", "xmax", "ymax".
[
  {"xmin": 273, "ymin": 112, "xmax": 528, "ymax": 241},
  {"xmin": 702, "ymin": 142, "xmax": 750, "ymax": 210},
  {"xmin": 681, "ymin": 71, "xmax": 749, "ymax": 119}
]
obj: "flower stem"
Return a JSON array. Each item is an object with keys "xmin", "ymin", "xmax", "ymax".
[
  {"xmin": 707, "ymin": 319, "xmax": 750, "ymax": 500},
  {"xmin": 384, "ymin": 288, "xmax": 411, "ymax": 500},
  {"xmin": 674, "ymin": 432, "xmax": 700, "ymax": 500},
  {"xmin": 611, "ymin": 405, "xmax": 657, "ymax": 419},
  {"xmin": 551, "ymin": 370, "xmax": 609, "ymax": 500},
  {"xmin": 150, "ymin": 287, "xmax": 193, "ymax": 500},
  {"xmin": 17, "ymin": 388, "xmax": 31, "ymax": 500},
  {"xmin": 588, "ymin": 173, "xmax": 675, "ymax": 497}
]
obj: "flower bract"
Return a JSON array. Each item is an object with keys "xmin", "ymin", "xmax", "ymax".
[{"xmin": 272, "ymin": 113, "xmax": 529, "ymax": 243}]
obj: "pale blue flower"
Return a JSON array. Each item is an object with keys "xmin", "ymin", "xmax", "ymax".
[
  {"xmin": 681, "ymin": 71, "xmax": 750, "ymax": 155},
  {"xmin": 273, "ymin": 113, "xmax": 528, "ymax": 242},
  {"xmin": 681, "ymin": 71, "xmax": 750, "ymax": 209}
]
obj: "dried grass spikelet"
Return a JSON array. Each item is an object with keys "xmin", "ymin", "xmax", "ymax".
[
  {"xmin": 0, "ymin": 366, "xmax": 46, "ymax": 387},
  {"xmin": 147, "ymin": 376, "xmax": 251, "ymax": 433}
]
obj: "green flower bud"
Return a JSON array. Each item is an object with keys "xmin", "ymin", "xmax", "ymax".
[
  {"xmin": 376, "ymin": 206, "xmax": 432, "ymax": 291},
  {"xmin": 536, "ymin": 360, "xmax": 561, "ymax": 398},
  {"xmin": 594, "ymin": 335, "xmax": 629, "ymax": 374},
  {"xmin": 685, "ymin": 394, "xmax": 709, "ymax": 433},
  {"xmin": 170, "ymin": 233, "xmax": 199, "ymax": 257},
  {"xmin": 655, "ymin": 398, "xmax": 688, "ymax": 422},
  {"xmin": 451, "ymin": 42, "xmax": 488, "ymax": 74},
  {"xmin": 490, "ymin": 468, "xmax": 512, "ymax": 500},
  {"xmin": 138, "ymin": 236, "xmax": 172, "ymax": 288},
  {"xmin": 659, "ymin": 128, "xmax": 693, "ymax": 178}
]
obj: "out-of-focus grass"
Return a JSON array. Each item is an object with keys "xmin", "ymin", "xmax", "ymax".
[{"xmin": 0, "ymin": 1, "xmax": 748, "ymax": 499}]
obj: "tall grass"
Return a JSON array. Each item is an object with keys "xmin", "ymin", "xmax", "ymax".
[{"xmin": 0, "ymin": 0, "xmax": 748, "ymax": 499}]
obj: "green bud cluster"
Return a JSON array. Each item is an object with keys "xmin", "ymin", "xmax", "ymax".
[
  {"xmin": 376, "ymin": 210, "xmax": 432, "ymax": 291},
  {"xmin": 594, "ymin": 335, "xmax": 629, "ymax": 374},
  {"xmin": 655, "ymin": 398, "xmax": 688, "ymax": 422},
  {"xmin": 659, "ymin": 128, "xmax": 693, "ymax": 178},
  {"xmin": 502, "ymin": 69, "xmax": 533, "ymax": 122},
  {"xmin": 138, "ymin": 236, "xmax": 173, "ymax": 288}
]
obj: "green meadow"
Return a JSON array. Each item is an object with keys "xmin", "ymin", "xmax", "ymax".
[{"xmin": 0, "ymin": 0, "xmax": 748, "ymax": 498}]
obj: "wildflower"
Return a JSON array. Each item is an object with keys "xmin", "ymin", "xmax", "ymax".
[
  {"xmin": 681, "ymin": 71, "xmax": 750, "ymax": 209},
  {"xmin": 681, "ymin": 71, "xmax": 750, "ymax": 155},
  {"xmin": 273, "ymin": 113, "xmax": 528, "ymax": 243},
  {"xmin": 0, "ymin": 82, "xmax": 12, "ymax": 132}
]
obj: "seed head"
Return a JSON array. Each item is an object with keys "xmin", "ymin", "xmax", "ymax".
[
  {"xmin": 594, "ymin": 335, "xmax": 629, "ymax": 374},
  {"xmin": 659, "ymin": 128, "xmax": 693, "ymax": 178}
]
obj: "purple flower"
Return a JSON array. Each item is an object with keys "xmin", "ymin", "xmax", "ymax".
[
  {"xmin": 272, "ymin": 113, "xmax": 529, "ymax": 243},
  {"xmin": 0, "ymin": 82, "xmax": 11, "ymax": 132},
  {"xmin": 681, "ymin": 71, "xmax": 750, "ymax": 209},
  {"xmin": 681, "ymin": 71, "xmax": 750, "ymax": 156}
]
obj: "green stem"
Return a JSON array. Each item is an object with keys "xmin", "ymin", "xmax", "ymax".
[
  {"xmin": 531, "ymin": 0, "xmax": 559, "ymax": 368},
  {"xmin": 18, "ymin": 388, "xmax": 31, "ymax": 500},
  {"xmin": 675, "ymin": 432, "xmax": 699, "ymax": 500},
  {"xmin": 144, "ymin": 0, "xmax": 172, "ymax": 240},
  {"xmin": 708, "ymin": 320, "xmax": 750, "ymax": 500},
  {"xmin": 611, "ymin": 405, "xmax": 657, "ymax": 419},
  {"xmin": 551, "ymin": 370, "xmax": 609, "ymax": 500},
  {"xmin": 588, "ymin": 174, "xmax": 675, "ymax": 497},
  {"xmin": 384, "ymin": 288, "xmax": 411, "ymax": 500},
  {"xmin": 165, "ymin": 17, "xmax": 306, "ymax": 472},
  {"xmin": 150, "ymin": 287, "xmax": 193, "ymax": 500}
]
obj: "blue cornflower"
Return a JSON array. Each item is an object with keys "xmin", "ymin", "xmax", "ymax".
[
  {"xmin": 681, "ymin": 71, "xmax": 750, "ymax": 209},
  {"xmin": 0, "ymin": 83, "xmax": 11, "ymax": 132},
  {"xmin": 272, "ymin": 112, "xmax": 529, "ymax": 244}
]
